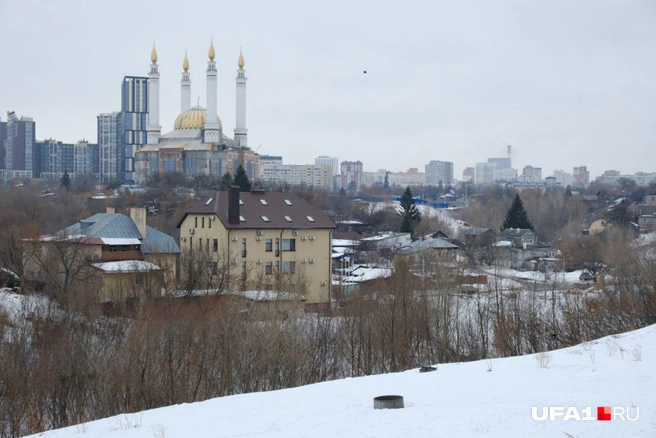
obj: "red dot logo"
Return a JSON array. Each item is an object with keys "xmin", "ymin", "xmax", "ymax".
[{"xmin": 597, "ymin": 406, "xmax": 612, "ymax": 421}]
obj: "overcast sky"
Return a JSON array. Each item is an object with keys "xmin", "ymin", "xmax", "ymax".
[{"xmin": 1, "ymin": 0, "xmax": 654, "ymax": 179}]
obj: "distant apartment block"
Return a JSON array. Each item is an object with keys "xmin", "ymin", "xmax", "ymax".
[
  {"xmin": 520, "ymin": 165, "xmax": 542, "ymax": 183},
  {"xmin": 462, "ymin": 167, "xmax": 475, "ymax": 182},
  {"xmin": 260, "ymin": 163, "xmax": 333, "ymax": 190},
  {"xmin": 475, "ymin": 162, "xmax": 516, "ymax": 185},
  {"xmin": 362, "ymin": 169, "xmax": 404, "ymax": 187},
  {"xmin": 340, "ymin": 160, "xmax": 363, "ymax": 190},
  {"xmin": 98, "ymin": 112, "xmax": 121, "ymax": 183},
  {"xmin": 120, "ymin": 76, "xmax": 149, "ymax": 184},
  {"xmin": 425, "ymin": 161, "xmax": 453, "ymax": 185},
  {"xmin": 573, "ymin": 166, "xmax": 590, "ymax": 187},
  {"xmin": 394, "ymin": 168, "xmax": 425, "ymax": 185},
  {"xmin": 35, "ymin": 139, "xmax": 99, "ymax": 180},
  {"xmin": 314, "ymin": 156, "xmax": 339, "ymax": 176},
  {"xmin": 0, "ymin": 116, "xmax": 6, "ymax": 172},
  {"xmin": 551, "ymin": 170, "xmax": 573, "ymax": 187},
  {"xmin": 2, "ymin": 111, "xmax": 36, "ymax": 182},
  {"xmin": 259, "ymin": 155, "xmax": 283, "ymax": 167}
]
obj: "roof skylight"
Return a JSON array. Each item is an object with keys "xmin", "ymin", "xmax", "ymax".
[
  {"xmin": 284, "ymin": 199, "xmax": 292, "ymax": 206},
  {"xmin": 261, "ymin": 215, "xmax": 270, "ymax": 222},
  {"xmin": 259, "ymin": 199, "xmax": 268, "ymax": 205},
  {"xmin": 284, "ymin": 215, "xmax": 293, "ymax": 222},
  {"xmin": 306, "ymin": 215, "xmax": 315, "ymax": 222}
]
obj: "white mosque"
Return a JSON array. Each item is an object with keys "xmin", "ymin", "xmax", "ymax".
[{"xmin": 134, "ymin": 41, "xmax": 259, "ymax": 184}]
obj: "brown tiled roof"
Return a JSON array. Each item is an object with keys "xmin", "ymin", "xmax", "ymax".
[{"xmin": 178, "ymin": 191, "xmax": 335, "ymax": 230}]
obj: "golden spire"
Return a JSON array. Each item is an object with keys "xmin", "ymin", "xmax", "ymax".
[
  {"xmin": 208, "ymin": 39, "xmax": 215, "ymax": 61},
  {"xmin": 183, "ymin": 51, "xmax": 189, "ymax": 72},
  {"xmin": 238, "ymin": 49, "xmax": 244, "ymax": 69},
  {"xmin": 151, "ymin": 42, "xmax": 158, "ymax": 64}
]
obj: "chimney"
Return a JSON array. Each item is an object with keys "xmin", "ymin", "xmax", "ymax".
[
  {"xmin": 129, "ymin": 207, "xmax": 147, "ymax": 240},
  {"xmin": 106, "ymin": 207, "xmax": 115, "ymax": 214},
  {"xmin": 228, "ymin": 186, "xmax": 240, "ymax": 225}
]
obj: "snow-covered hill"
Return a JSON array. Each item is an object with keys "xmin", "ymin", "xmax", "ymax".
[{"xmin": 28, "ymin": 325, "xmax": 656, "ymax": 438}]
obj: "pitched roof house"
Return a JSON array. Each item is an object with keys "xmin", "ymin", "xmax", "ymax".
[{"xmin": 177, "ymin": 187, "xmax": 335, "ymax": 309}]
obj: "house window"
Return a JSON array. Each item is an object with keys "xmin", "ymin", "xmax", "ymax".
[
  {"xmin": 136, "ymin": 274, "xmax": 143, "ymax": 285},
  {"xmin": 209, "ymin": 217, "xmax": 212, "ymax": 228},
  {"xmin": 265, "ymin": 261, "xmax": 273, "ymax": 275},
  {"xmin": 275, "ymin": 238, "xmax": 280, "ymax": 256},
  {"xmin": 190, "ymin": 237, "xmax": 193, "ymax": 251},
  {"xmin": 208, "ymin": 261, "xmax": 218, "ymax": 275},
  {"xmin": 241, "ymin": 261, "xmax": 247, "ymax": 280},
  {"xmin": 282, "ymin": 238, "xmax": 296, "ymax": 251},
  {"xmin": 206, "ymin": 238, "xmax": 210, "ymax": 252},
  {"xmin": 242, "ymin": 238, "xmax": 247, "ymax": 257},
  {"xmin": 265, "ymin": 238, "xmax": 273, "ymax": 252},
  {"xmin": 213, "ymin": 239, "xmax": 218, "ymax": 252},
  {"xmin": 275, "ymin": 260, "xmax": 280, "ymax": 272},
  {"xmin": 281, "ymin": 261, "xmax": 296, "ymax": 274},
  {"xmin": 195, "ymin": 216, "xmax": 198, "ymax": 228},
  {"xmin": 202, "ymin": 217, "xmax": 205, "ymax": 228}
]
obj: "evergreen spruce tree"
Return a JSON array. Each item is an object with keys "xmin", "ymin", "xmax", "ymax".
[
  {"xmin": 399, "ymin": 186, "xmax": 421, "ymax": 234},
  {"xmin": 502, "ymin": 194, "xmax": 533, "ymax": 230},
  {"xmin": 383, "ymin": 172, "xmax": 389, "ymax": 189},
  {"xmin": 219, "ymin": 172, "xmax": 233, "ymax": 191},
  {"xmin": 233, "ymin": 165, "xmax": 252, "ymax": 192},
  {"xmin": 60, "ymin": 171, "xmax": 71, "ymax": 191}
]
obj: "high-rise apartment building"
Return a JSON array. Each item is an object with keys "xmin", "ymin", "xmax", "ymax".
[
  {"xmin": 0, "ymin": 117, "xmax": 6, "ymax": 171},
  {"xmin": 520, "ymin": 165, "xmax": 542, "ymax": 183},
  {"xmin": 34, "ymin": 139, "xmax": 99, "ymax": 180},
  {"xmin": 340, "ymin": 161, "xmax": 363, "ymax": 190},
  {"xmin": 120, "ymin": 76, "xmax": 149, "ymax": 184},
  {"xmin": 425, "ymin": 160, "xmax": 454, "ymax": 185},
  {"xmin": 3, "ymin": 111, "xmax": 36, "ymax": 181},
  {"xmin": 98, "ymin": 112, "xmax": 121, "ymax": 183},
  {"xmin": 315, "ymin": 156, "xmax": 339, "ymax": 176},
  {"xmin": 573, "ymin": 166, "xmax": 590, "ymax": 187}
]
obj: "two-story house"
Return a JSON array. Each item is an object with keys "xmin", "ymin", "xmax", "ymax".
[{"xmin": 177, "ymin": 187, "xmax": 335, "ymax": 309}]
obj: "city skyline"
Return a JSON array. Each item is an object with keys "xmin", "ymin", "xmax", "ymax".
[{"xmin": 1, "ymin": 0, "xmax": 654, "ymax": 179}]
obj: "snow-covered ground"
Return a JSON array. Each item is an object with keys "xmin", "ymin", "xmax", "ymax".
[{"xmin": 28, "ymin": 324, "xmax": 656, "ymax": 438}]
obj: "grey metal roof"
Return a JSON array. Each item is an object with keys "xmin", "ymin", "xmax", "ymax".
[
  {"xmin": 61, "ymin": 213, "xmax": 180, "ymax": 254},
  {"xmin": 63, "ymin": 213, "xmax": 142, "ymax": 239},
  {"xmin": 463, "ymin": 227, "xmax": 493, "ymax": 236},
  {"xmin": 142, "ymin": 226, "xmax": 180, "ymax": 254}
]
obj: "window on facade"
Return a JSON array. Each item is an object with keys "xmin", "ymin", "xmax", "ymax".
[
  {"xmin": 242, "ymin": 238, "xmax": 247, "ymax": 257},
  {"xmin": 265, "ymin": 261, "xmax": 273, "ymax": 275},
  {"xmin": 136, "ymin": 274, "xmax": 143, "ymax": 285},
  {"xmin": 190, "ymin": 237, "xmax": 193, "ymax": 250},
  {"xmin": 213, "ymin": 239, "xmax": 218, "ymax": 252},
  {"xmin": 265, "ymin": 239, "xmax": 273, "ymax": 252},
  {"xmin": 195, "ymin": 216, "xmax": 198, "ymax": 228},
  {"xmin": 282, "ymin": 239, "xmax": 296, "ymax": 251},
  {"xmin": 281, "ymin": 261, "xmax": 296, "ymax": 274},
  {"xmin": 207, "ymin": 261, "xmax": 218, "ymax": 275},
  {"xmin": 202, "ymin": 217, "xmax": 205, "ymax": 228},
  {"xmin": 275, "ymin": 238, "xmax": 280, "ymax": 256},
  {"xmin": 206, "ymin": 239, "xmax": 210, "ymax": 252}
]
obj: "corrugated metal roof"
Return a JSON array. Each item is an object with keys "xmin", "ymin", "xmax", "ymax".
[{"xmin": 400, "ymin": 237, "xmax": 459, "ymax": 254}]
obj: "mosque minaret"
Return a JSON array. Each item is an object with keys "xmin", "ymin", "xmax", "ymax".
[{"xmin": 135, "ymin": 40, "xmax": 257, "ymax": 184}]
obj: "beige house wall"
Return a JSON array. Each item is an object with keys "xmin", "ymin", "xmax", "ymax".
[{"xmin": 179, "ymin": 214, "xmax": 332, "ymax": 304}]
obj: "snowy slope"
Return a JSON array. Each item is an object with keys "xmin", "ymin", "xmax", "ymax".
[{"xmin": 28, "ymin": 325, "xmax": 656, "ymax": 438}]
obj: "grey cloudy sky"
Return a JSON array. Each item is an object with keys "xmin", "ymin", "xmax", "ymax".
[{"xmin": 1, "ymin": 0, "xmax": 654, "ymax": 179}]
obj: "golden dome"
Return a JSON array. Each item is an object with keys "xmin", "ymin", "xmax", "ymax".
[
  {"xmin": 238, "ymin": 50, "xmax": 244, "ymax": 68},
  {"xmin": 173, "ymin": 105, "xmax": 222, "ymax": 130},
  {"xmin": 183, "ymin": 51, "xmax": 189, "ymax": 72},
  {"xmin": 208, "ymin": 40, "xmax": 216, "ymax": 61},
  {"xmin": 151, "ymin": 44, "xmax": 158, "ymax": 64}
]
